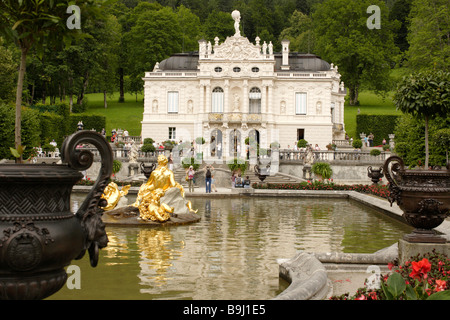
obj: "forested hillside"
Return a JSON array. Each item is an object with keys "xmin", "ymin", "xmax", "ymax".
[{"xmin": 1, "ymin": 0, "xmax": 448, "ymax": 109}]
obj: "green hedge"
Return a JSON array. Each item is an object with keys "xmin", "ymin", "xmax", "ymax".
[
  {"xmin": 68, "ymin": 113, "xmax": 106, "ymax": 133},
  {"xmin": 356, "ymin": 114, "xmax": 399, "ymax": 146},
  {"xmin": 0, "ymin": 102, "xmax": 106, "ymax": 160},
  {"xmin": 0, "ymin": 104, "xmax": 41, "ymax": 159}
]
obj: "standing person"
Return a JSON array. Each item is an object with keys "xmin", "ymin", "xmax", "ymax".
[
  {"xmin": 368, "ymin": 133, "xmax": 374, "ymax": 147},
  {"xmin": 187, "ymin": 166, "xmax": 195, "ymax": 192},
  {"xmin": 168, "ymin": 153, "xmax": 173, "ymax": 171},
  {"xmin": 204, "ymin": 165, "xmax": 213, "ymax": 193},
  {"xmin": 211, "ymin": 174, "xmax": 218, "ymax": 192}
]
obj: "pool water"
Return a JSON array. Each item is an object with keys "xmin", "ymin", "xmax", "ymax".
[{"xmin": 48, "ymin": 196, "xmax": 411, "ymax": 300}]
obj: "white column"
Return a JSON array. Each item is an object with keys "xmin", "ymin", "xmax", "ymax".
[
  {"xmin": 224, "ymin": 81, "xmax": 229, "ymax": 114},
  {"xmin": 243, "ymin": 80, "xmax": 249, "ymax": 113},
  {"xmin": 206, "ymin": 84, "xmax": 211, "ymax": 114}
]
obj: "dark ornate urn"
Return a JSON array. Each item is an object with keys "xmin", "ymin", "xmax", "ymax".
[
  {"xmin": 140, "ymin": 162, "xmax": 156, "ymax": 179},
  {"xmin": 367, "ymin": 166, "xmax": 384, "ymax": 184},
  {"xmin": 384, "ymin": 156, "xmax": 450, "ymax": 243},
  {"xmin": 0, "ymin": 131, "xmax": 112, "ymax": 299},
  {"xmin": 254, "ymin": 164, "xmax": 270, "ymax": 183}
]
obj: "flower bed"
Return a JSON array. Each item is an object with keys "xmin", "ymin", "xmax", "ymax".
[
  {"xmin": 252, "ymin": 180, "xmax": 391, "ymax": 200},
  {"xmin": 330, "ymin": 250, "xmax": 450, "ymax": 300}
]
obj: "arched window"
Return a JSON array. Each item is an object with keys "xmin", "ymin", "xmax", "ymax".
[
  {"xmin": 211, "ymin": 87, "xmax": 224, "ymax": 113},
  {"xmin": 249, "ymin": 87, "xmax": 261, "ymax": 114}
]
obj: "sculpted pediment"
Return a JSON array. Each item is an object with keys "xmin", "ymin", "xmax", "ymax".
[{"xmin": 212, "ymin": 36, "xmax": 262, "ymax": 61}]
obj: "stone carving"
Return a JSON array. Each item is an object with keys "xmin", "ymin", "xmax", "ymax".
[
  {"xmin": 232, "ymin": 10, "xmax": 241, "ymax": 37},
  {"xmin": 213, "ymin": 36, "xmax": 262, "ymax": 60},
  {"xmin": 233, "ymin": 94, "xmax": 240, "ymax": 112},
  {"xmin": 152, "ymin": 99, "xmax": 158, "ymax": 113}
]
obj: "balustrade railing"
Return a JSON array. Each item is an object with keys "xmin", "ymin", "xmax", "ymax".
[
  {"xmin": 278, "ymin": 149, "xmax": 389, "ymax": 163},
  {"xmin": 209, "ymin": 112, "xmax": 262, "ymax": 123}
]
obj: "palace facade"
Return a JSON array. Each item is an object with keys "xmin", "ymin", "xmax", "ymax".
[{"xmin": 141, "ymin": 10, "xmax": 346, "ymax": 162}]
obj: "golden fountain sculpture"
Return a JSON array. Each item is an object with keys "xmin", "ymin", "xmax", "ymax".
[
  {"xmin": 102, "ymin": 155, "xmax": 196, "ymax": 222},
  {"xmin": 101, "ymin": 182, "xmax": 131, "ymax": 211}
]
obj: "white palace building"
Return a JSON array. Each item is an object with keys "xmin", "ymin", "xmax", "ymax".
[{"xmin": 141, "ymin": 10, "xmax": 346, "ymax": 162}]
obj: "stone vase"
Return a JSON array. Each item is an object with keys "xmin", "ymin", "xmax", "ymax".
[{"xmin": 0, "ymin": 131, "xmax": 113, "ymax": 299}]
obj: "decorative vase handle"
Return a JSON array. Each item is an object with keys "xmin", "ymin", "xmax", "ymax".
[
  {"xmin": 61, "ymin": 131, "xmax": 113, "ymax": 267},
  {"xmin": 383, "ymin": 156, "xmax": 404, "ymax": 207}
]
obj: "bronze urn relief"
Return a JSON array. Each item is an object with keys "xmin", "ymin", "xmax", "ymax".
[
  {"xmin": 384, "ymin": 156, "xmax": 450, "ymax": 243},
  {"xmin": 0, "ymin": 131, "xmax": 113, "ymax": 299}
]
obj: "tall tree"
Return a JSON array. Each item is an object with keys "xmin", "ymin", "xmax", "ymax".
[
  {"xmin": 0, "ymin": 0, "xmax": 70, "ymax": 159},
  {"xmin": 0, "ymin": 0, "xmax": 103, "ymax": 160},
  {"xmin": 124, "ymin": 6, "xmax": 183, "ymax": 98},
  {"xmin": 0, "ymin": 38, "xmax": 17, "ymax": 103},
  {"xmin": 312, "ymin": 0, "xmax": 398, "ymax": 105},
  {"xmin": 406, "ymin": 0, "xmax": 449, "ymax": 71},
  {"xmin": 176, "ymin": 5, "xmax": 202, "ymax": 52},
  {"xmin": 279, "ymin": 10, "xmax": 315, "ymax": 53}
]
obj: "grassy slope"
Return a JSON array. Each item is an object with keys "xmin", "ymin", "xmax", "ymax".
[{"xmin": 85, "ymin": 92, "xmax": 144, "ymax": 136}]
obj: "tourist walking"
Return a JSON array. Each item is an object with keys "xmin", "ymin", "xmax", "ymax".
[{"xmin": 186, "ymin": 166, "xmax": 195, "ymax": 192}]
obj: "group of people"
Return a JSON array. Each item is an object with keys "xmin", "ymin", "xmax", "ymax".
[
  {"xmin": 185, "ymin": 165, "xmax": 218, "ymax": 193},
  {"xmin": 364, "ymin": 133, "xmax": 375, "ymax": 147},
  {"xmin": 110, "ymin": 128, "xmax": 129, "ymax": 143},
  {"xmin": 231, "ymin": 173, "xmax": 251, "ymax": 188},
  {"xmin": 185, "ymin": 165, "xmax": 252, "ymax": 193},
  {"xmin": 282, "ymin": 142, "xmax": 321, "ymax": 160}
]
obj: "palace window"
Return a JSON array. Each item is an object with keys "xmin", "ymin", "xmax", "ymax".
[
  {"xmin": 249, "ymin": 87, "xmax": 261, "ymax": 114},
  {"xmin": 295, "ymin": 92, "xmax": 307, "ymax": 115},
  {"xmin": 233, "ymin": 67, "xmax": 241, "ymax": 72},
  {"xmin": 169, "ymin": 127, "xmax": 176, "ymax": 140},
  {"xmin": 214, "ymin": 67, "xmax": 223, "ymax": 72},
  {"xmin": 167, "ymin": 91, "xmax": 179, "ymax": 113},
  {"xmin": 212, "ymin": 87, "xmax": 224, "ymax": 113},
  {"xmin": 252, "ymin": 67, "xmax": 260, "ymax": 72}
]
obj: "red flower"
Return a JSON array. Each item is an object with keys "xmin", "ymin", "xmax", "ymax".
[
  {"xmin": 409, "ymin": 258, "xmax": 432, "ymax": 280},
  {"xmin": 435, "ymin": 280, "xmax": 447, "ymax": 292},
  {"xmin": 355, "ymin": 294, "xmax": 367, "ymax": 300}
]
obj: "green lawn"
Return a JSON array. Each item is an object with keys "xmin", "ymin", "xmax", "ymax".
[
  {"xmin": 344, "ymin": 90, "xmax": 401, "ymax": 139},
  {"xmin": 85, "ymin": 92, "xmax": 144, "ymax": 136}
]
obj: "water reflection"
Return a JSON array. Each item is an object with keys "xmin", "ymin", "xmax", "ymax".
[{"xmin": 49, "ymin": 195, "xmax": 412, "ymax": 300}]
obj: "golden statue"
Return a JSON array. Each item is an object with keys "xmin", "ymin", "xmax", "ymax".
[
  {"xmin": 133, "ymin": 155, "xmax": 197, "ymax": 222},
  {"xmin": 101, "ymin": 182, "xmax": 131, "ymax": 211},
  {"xmin": 138, "ymin": 188, "xmax": 174, "ymax": 222}
]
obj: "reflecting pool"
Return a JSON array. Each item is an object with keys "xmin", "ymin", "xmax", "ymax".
[{"xmin": 49, "ymin": 196, "xmax": 412, "ymax": 300}]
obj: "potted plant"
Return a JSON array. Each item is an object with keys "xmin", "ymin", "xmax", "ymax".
[
  {"xmin": 312, "ymin": 162, "xmax": 332, "ymax": 180},
  {"xmin": 384, "ymin": 70, "xmax": 450, "ymax": 243}
]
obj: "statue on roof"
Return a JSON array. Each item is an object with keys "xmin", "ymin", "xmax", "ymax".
[{"xmin": 231, "ymin": 10, "xmax": 241, "ymax": 37}]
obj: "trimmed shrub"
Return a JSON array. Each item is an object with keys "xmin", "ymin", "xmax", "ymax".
[
  {"xmin": 356, "ymin": 114, "xmax": 400, "ymax": 146},
  {"xmin": 68, "ymin": 113, "xmax": 106, "ymax": 133}
]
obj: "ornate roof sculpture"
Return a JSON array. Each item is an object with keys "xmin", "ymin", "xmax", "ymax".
[{"xmin": 157, "ymin": 10, "xmax": 330, "ymax": 72}]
